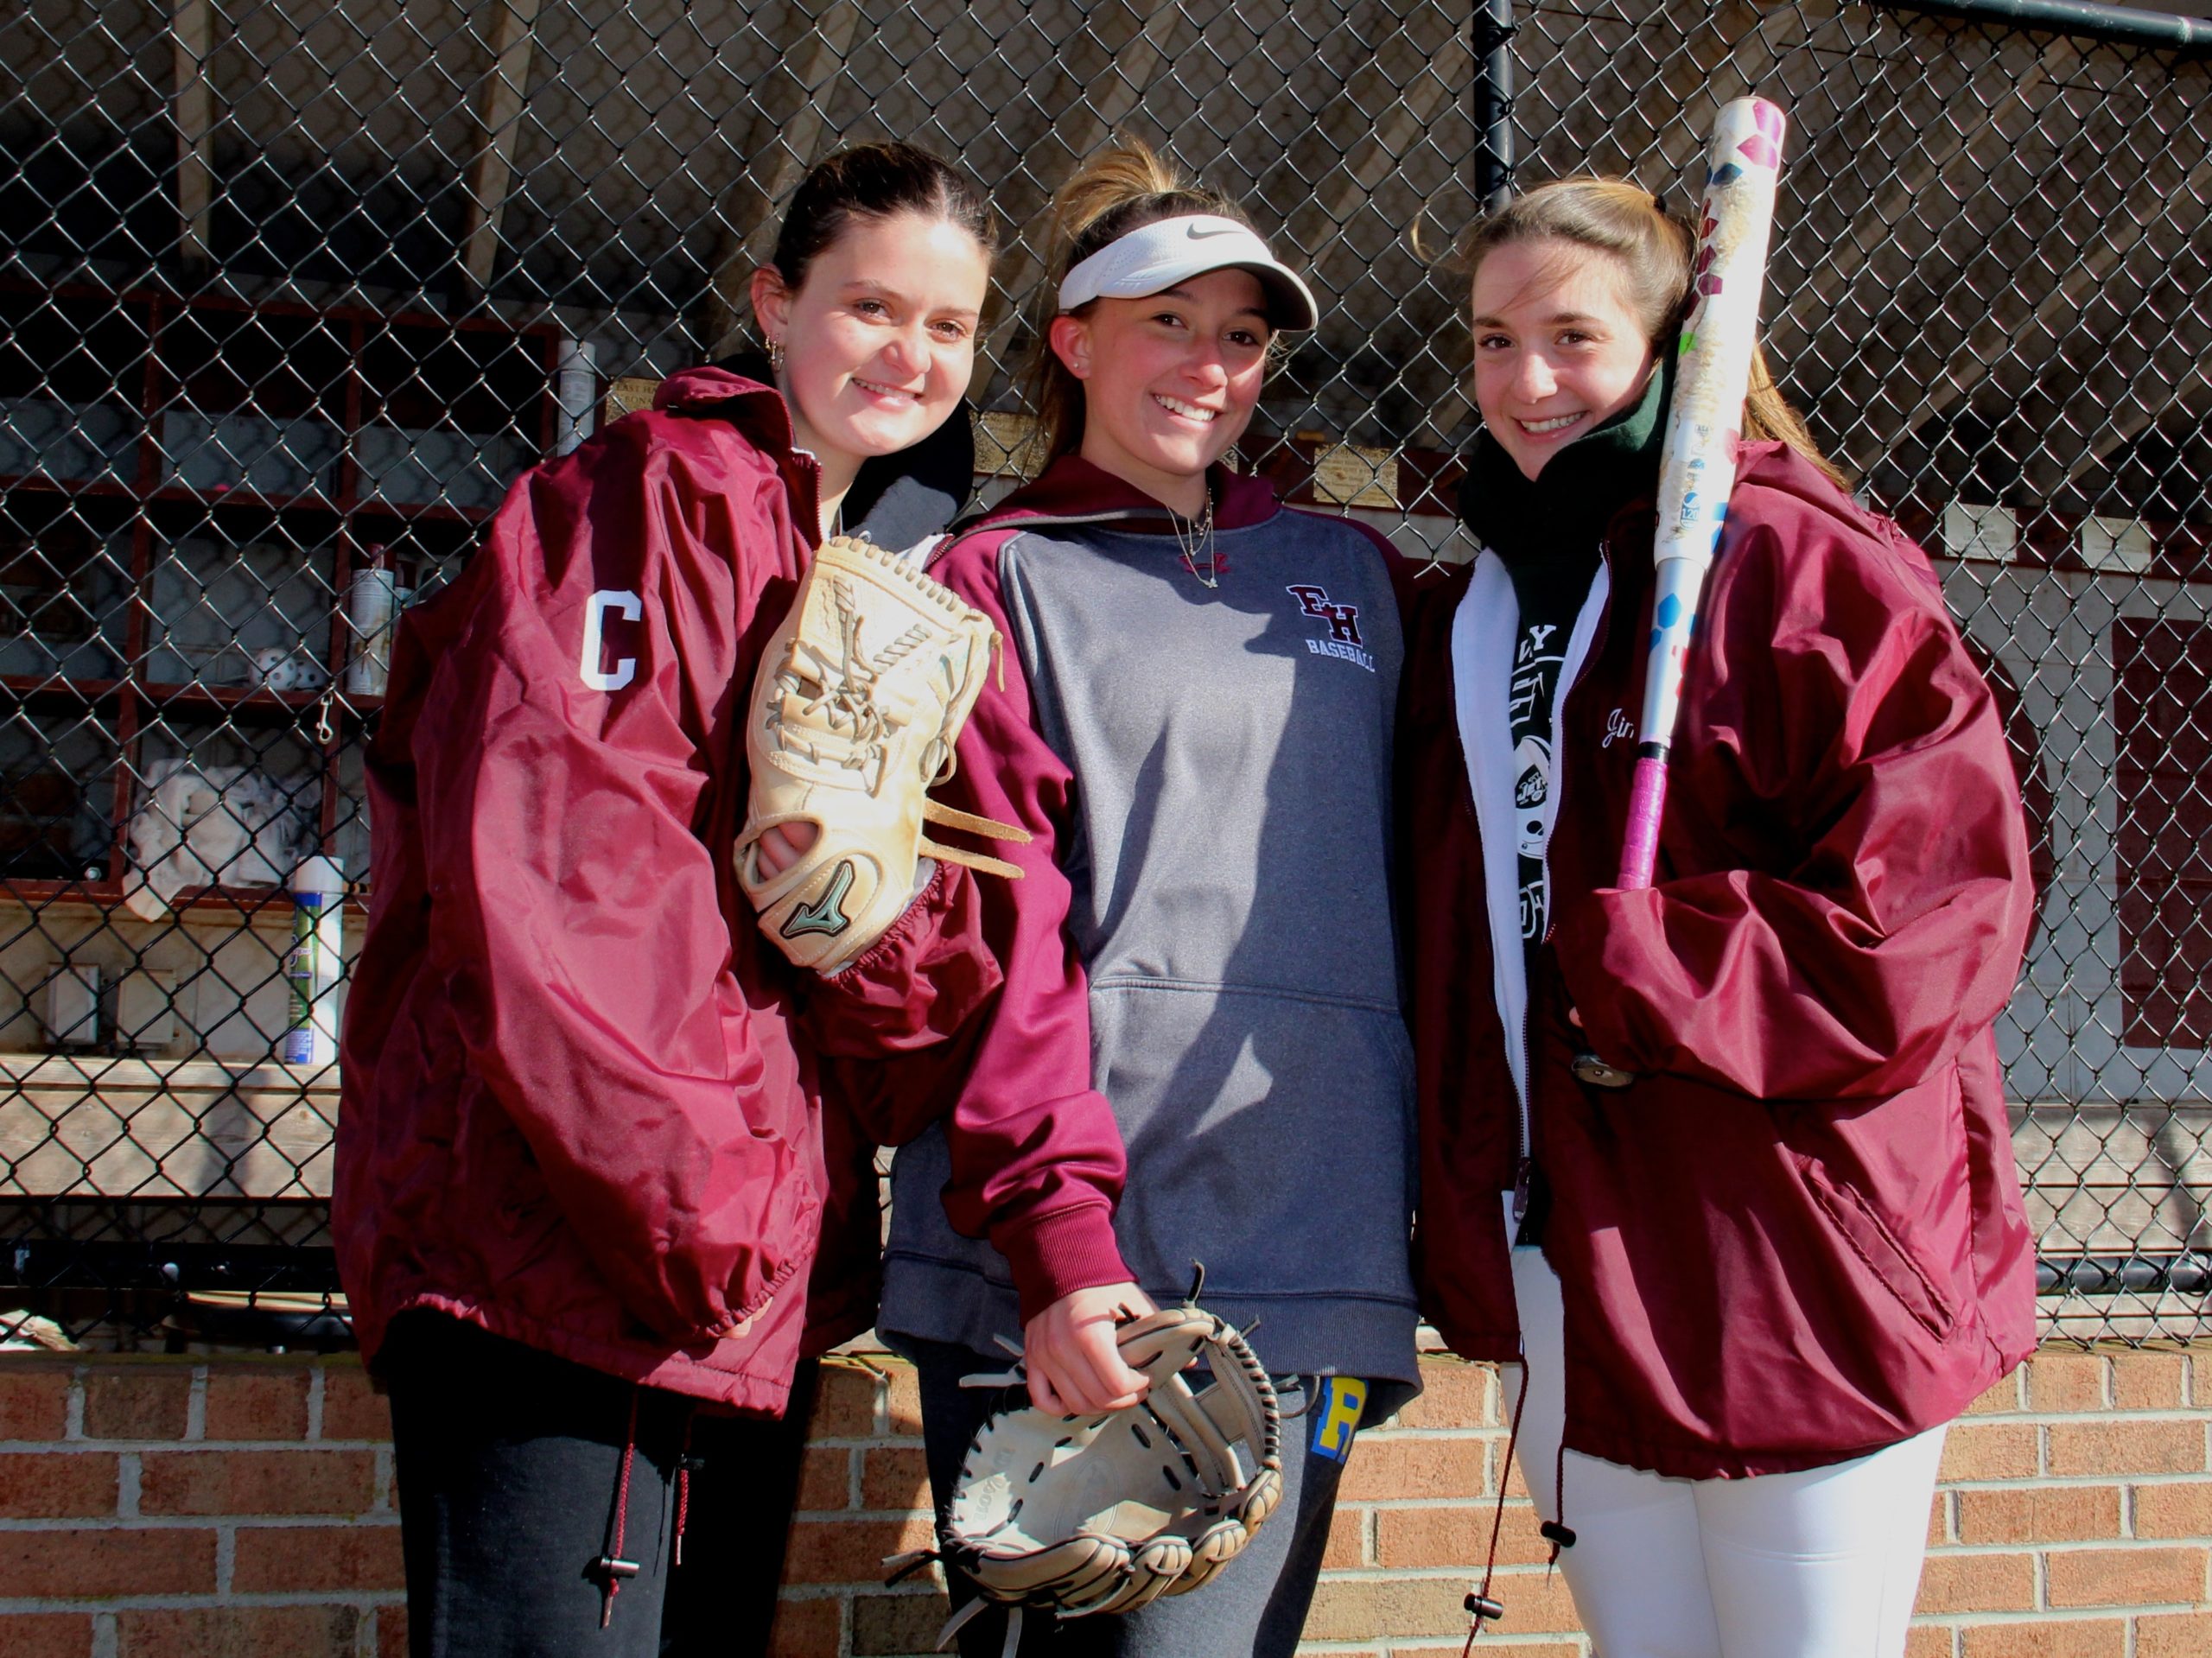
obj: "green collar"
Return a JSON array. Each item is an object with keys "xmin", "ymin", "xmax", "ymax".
[{"xmin": 1458, "ymin": 348, "xmax": 1674, "ymax": 569}]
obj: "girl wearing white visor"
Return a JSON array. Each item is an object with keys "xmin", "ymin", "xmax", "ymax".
[{"xmin": 874, "ymin": 142, "xmax": 1423, "ymax": 1657}]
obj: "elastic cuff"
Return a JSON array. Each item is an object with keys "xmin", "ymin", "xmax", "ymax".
[
  {"xmin": 818, "ymin": 859, "xmax": 949, "ymax": 981},
  {"xmin": 1000, "ymin": 1203, "xmax": 1130, "ymax": 1324}
]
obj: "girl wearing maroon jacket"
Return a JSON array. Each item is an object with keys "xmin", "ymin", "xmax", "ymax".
[
  {"xmin": 1400, "ymin": 180, "xmax": 2038, "ymax": 1655},
  {"xmin": 337, "ymin": 146, "xmax": 1001, "ymax": 1658}
]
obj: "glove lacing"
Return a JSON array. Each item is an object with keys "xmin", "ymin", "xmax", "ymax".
[{"xmin": 770, "ymin": 575, "xmax": 928, "ymax": 796}]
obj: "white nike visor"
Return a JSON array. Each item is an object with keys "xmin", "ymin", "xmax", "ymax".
[{"xmin": 1056, "ymin": 213, "xmax": 1319, "ymax": 331}]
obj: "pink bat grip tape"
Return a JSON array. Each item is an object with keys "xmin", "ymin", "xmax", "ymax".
[{"xmin": 1618, "ymin": 755, "xmax": 1669, "ymax": 890}]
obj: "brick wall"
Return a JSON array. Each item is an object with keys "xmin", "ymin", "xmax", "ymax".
[
  {"xmin": 0, "ymin": 1352, "xmax": 403, "ymax": 1657},
  {"xmin": 0, "ymin": 1345, "xmax": 2205, "ymax": 1656}
]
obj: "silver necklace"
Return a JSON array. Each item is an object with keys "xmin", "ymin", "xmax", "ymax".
[{"xmin": 1169, "ymin": 489, "xmax": 1218, "ymax": 588}]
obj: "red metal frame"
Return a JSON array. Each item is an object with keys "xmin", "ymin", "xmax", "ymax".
[{"xmin": 0, "ymin": 281, "xmax": 560, "ymax": 905}]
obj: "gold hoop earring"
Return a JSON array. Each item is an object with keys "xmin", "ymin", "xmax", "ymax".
[{"xmin": 767, "ymin": 337, "xmax": 785, "ymax": 373}]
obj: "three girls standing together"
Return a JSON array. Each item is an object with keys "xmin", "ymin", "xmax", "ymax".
[{"xmin": 339, "ymin": 130, "xmax": 2038, "ymax": 1658}]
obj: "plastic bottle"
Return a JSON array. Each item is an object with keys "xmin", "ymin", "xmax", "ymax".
[{"xmin": 280, "ymin": 856, "xmax": 345, "ymax": 1068}]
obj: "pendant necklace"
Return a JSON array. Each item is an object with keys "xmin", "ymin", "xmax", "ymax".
[{"xmin": 1169, "ymin": 487, "xmax": 1218, "ymax": 588}]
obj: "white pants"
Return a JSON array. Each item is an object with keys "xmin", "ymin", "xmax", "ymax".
[{"xmin": 1503, "ymin": 1197, "xmax": 1947, "ymax": 1658}]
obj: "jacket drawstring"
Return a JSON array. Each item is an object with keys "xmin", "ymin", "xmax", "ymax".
[
  {"xmin": 1542, "ymin": 1439, "xmax": 1577, "ymax": 1570},
  {"xmin": 1461, "ymin": 1361, "xmax": 1531, "ymax": 1650},
  {"xmin": 1463, "ymin": 1358, "xmax": 1581, "ymax": 1653},
  {"xmin": 675, "ymin": 1409, "xmax": 700, "ymax": 1567},
  {"xmin": 592, "ymin": 1388, "xmax": 644, "ymax": 1628}
]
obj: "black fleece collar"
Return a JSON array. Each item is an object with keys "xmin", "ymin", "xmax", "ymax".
[
  {"xmin": 709, "ymin": 350, "xmax": 978, "ymax": 547},
  {"xmin": 1458, "ymin": 348, "xmax": 1675, "ymax": 570}
]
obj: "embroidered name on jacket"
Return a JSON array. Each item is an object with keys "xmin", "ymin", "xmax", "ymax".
[{"xmin": 1286, "ymin": 583, "xmax": 1375, "ymax": 672}]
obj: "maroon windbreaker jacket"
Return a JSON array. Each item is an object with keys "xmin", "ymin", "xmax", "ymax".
[
  {"xmin": 335, "ymin": 369, "xmax": 998, "ymax": 1413},
  {"xmin": 1402, "ymin": 441, "xmax": 2039, "ymax": 1477}
]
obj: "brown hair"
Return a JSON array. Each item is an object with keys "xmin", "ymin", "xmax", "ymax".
[
  {"xmin": 1457, "ymin": 177, "xmax": 1847, "ymax": 487},
  {"xmin": 1021, "ymin": 140, "xmax": 1253, "ymax": 469},
  {"xmin": 767, "ymin": 142, "xmax": 998, "ymax": 294}
]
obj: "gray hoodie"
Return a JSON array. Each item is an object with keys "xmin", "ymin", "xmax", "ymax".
[{"xmin": 876, "ymin": 462, "xmax": 1420, "ymax": 1388}]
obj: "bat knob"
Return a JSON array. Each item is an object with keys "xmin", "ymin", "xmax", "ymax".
[{"xmin": 1571, "ymin": 1051, "xmax": 1637, "ymax": 1090}]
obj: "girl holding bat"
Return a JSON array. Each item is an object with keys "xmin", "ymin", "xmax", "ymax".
[{"xmin": 1399, "ymin": 178, "xmax": 2038, "ymax": 1655}]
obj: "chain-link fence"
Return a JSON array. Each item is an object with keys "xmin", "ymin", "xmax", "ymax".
[{"xmin": 0, "ymin": 0, "xmax": 2204, "ymax": 1349}]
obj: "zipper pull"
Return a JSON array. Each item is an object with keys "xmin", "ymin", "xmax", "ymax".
[{"xmin": 1511, "ymin": 1159, "xmax": 1533, "ymax": 1224}]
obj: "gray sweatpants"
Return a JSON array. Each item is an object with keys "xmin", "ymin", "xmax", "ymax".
[{"xmin": 904, "ymin": 1338, "xmax": 1370, "ymax": 1658}]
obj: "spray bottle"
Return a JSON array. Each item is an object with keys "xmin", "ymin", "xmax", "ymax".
[{"xmin": 280, "ymin": 855, "xmax": 345, "ymax": 1067}]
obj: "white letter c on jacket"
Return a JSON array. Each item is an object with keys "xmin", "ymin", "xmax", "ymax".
[{"xmin": 581, "ymin": 589, "xmax": 643, "ymax": 691}]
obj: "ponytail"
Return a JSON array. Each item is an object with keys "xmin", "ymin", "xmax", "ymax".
[{"xmin": 1021, "ymin": 139, "xmax": 1250, "ymax": 468}]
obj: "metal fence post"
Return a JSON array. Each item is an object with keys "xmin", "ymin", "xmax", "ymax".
[{"xmin": 1473, "ymin": 0, "xmax": 1517, "ymax": 213}]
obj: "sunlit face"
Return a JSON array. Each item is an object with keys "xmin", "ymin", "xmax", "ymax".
[
  {"xmin": 1470, "ymin": 238, "xmax": 1656, "ymax": 481},
  {"xmin": 1048, "ymin": 267, "xmax": 1272, "ymax": 509},
  {"xmin": 750, "ymin": 210, "xmax": 992, "ymax": 474}
]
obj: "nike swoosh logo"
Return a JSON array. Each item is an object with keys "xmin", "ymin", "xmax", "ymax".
[{"xmin": 1185, "ymin": 223, "xmax": 1242, "ymax": 239}]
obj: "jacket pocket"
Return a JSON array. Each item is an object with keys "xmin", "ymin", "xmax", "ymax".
[{"xmin": 1791, "ymin": 1153, "xmax": 1957, "ymax": 1341}]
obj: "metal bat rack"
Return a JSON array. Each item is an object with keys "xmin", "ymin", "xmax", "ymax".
[{"xmin": 0, "ymin": 1, "xmax": 2208, "ymax": 1347}]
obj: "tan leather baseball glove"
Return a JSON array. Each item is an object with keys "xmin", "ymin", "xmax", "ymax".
[{"xmin": 735, "ymin": 534, "xmax": 1028, "ymax": 974}]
